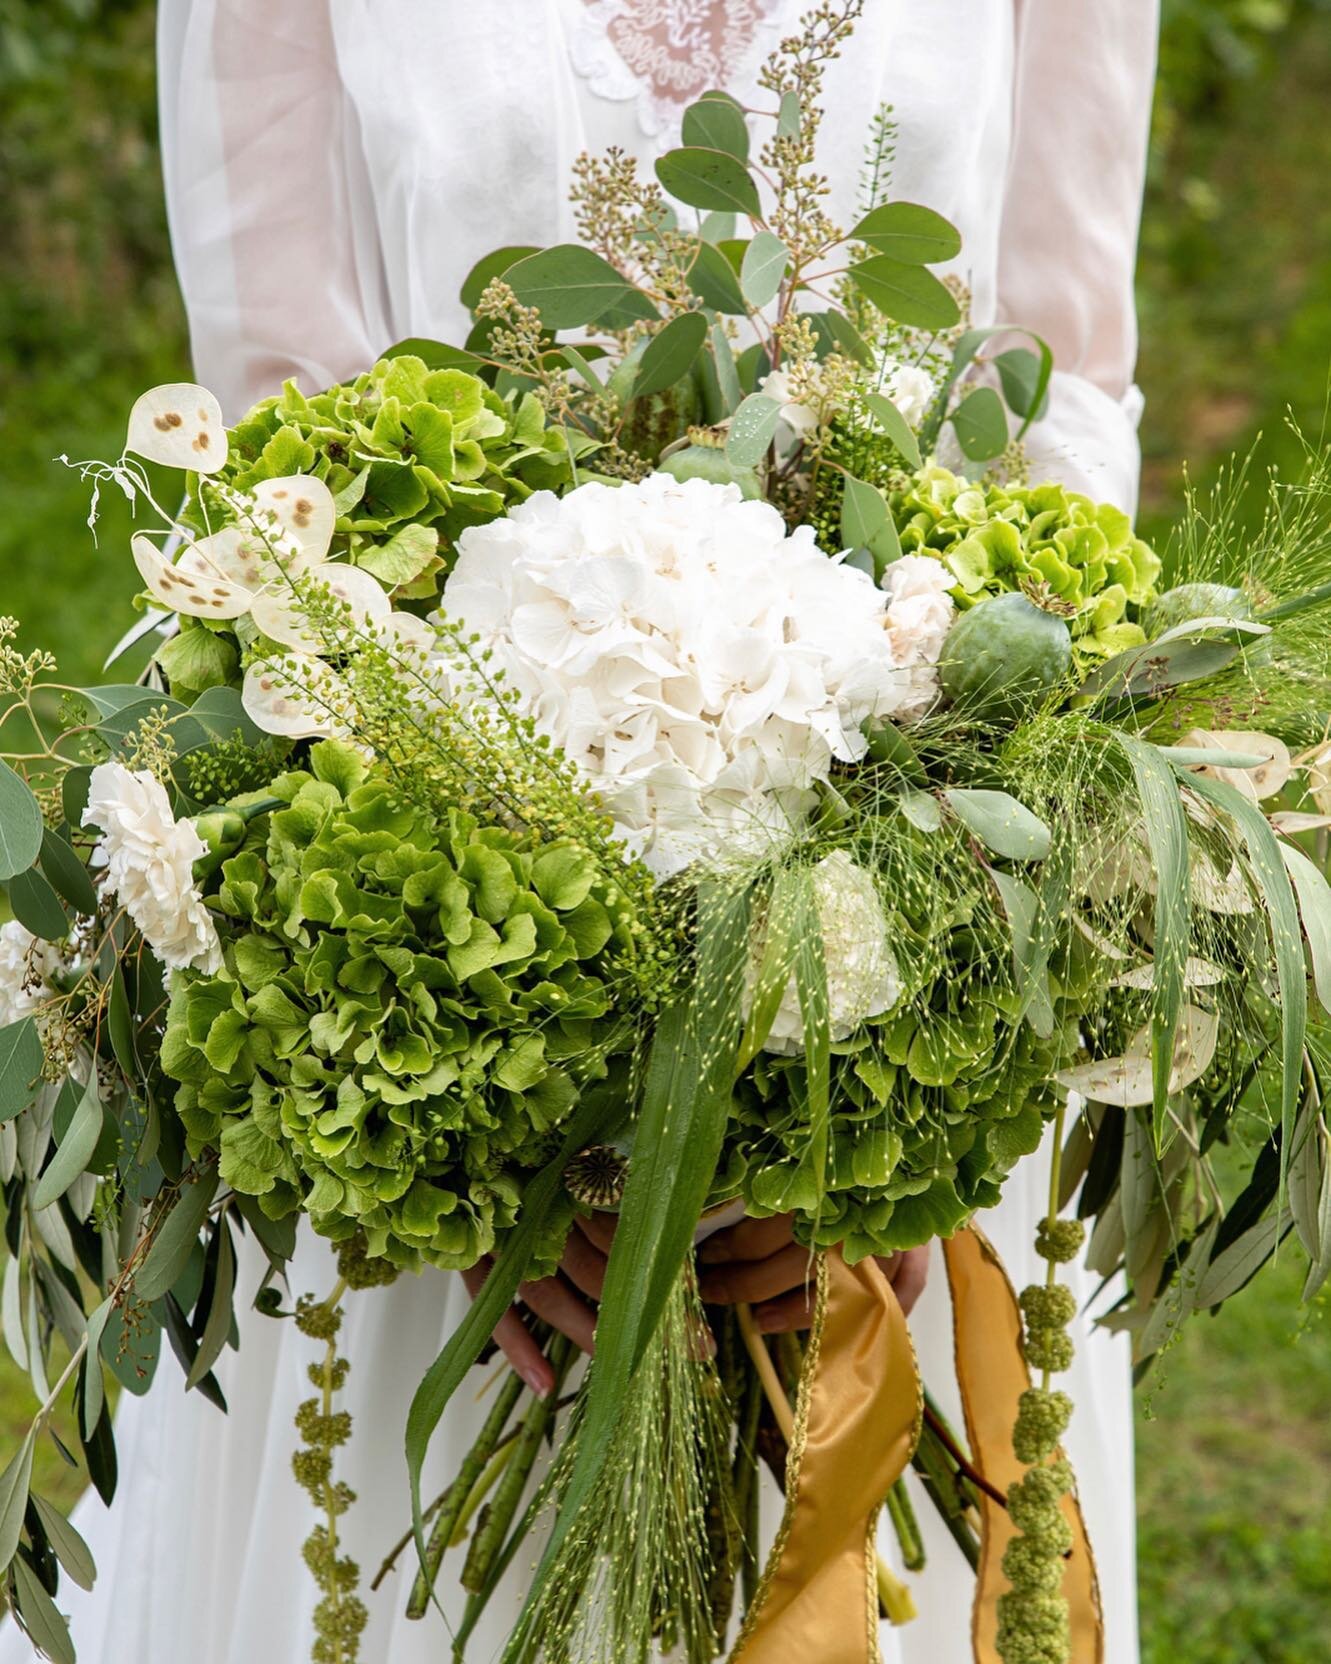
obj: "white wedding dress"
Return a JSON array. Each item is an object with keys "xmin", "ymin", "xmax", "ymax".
[{"xmin": 2, "ymin": 3, "xmax": 1157, "ymax": 1659}]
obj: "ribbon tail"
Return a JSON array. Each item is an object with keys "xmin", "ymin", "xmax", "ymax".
[
  {"xmin": 730, "ymin": 1251, "xmax": 921, "ymax": 1664},
  {"xmin": 941, "ymin": 1224, "xmax": 1104, "ymax": 1664}
]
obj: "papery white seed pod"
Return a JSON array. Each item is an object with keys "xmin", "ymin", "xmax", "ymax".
[
  {"xmin": 242, "ymin": 655, "xmax": 350, "ymax": 738},
  {"xmin": 247, "ymin": 474, "xmax": 337, "ymax": 560},
  {"xmin": 249, "ymin": 563, "xmax": 392, "ymax": 654},
  {"xmin": 131, "ymin": 532, "xmax": 254, "ymax": 620},
  {"xmin": 125, "ymin": 383, "xmax": 227, "ymax": 473}
]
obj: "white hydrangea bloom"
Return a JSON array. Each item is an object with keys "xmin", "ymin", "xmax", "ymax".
[
  {"xmin": 0, "ymin": 921, "xmax": 59, "ymax": 1028},
  {"xmin": 761, "ymin": 852, "xmax": 901, "ymax": 1055},
  {"xmin": 879, "ymin": 554, "xmax": 956, "ymax": 721},
  {"xmin": 83, "ymin": 762, "xmax": 222, "ymax": 973},
  {"xmin": 439, "ymin": 475, "xmax": 942, "ymax": 876},
  {"xmin": 883, "ymin": 360, "xmax": 937, "ymax": 427}
]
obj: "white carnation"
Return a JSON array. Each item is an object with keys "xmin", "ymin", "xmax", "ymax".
[
  {"xmin": 883, "ymin": 361, "xmax": 937, "ymax": 427},
  {"xmin": 0, "ymin": 921, "xmax": 59, "ymax": 1028},
  {"xmin": 439, "ymin": 475, "xmax": 931, "ymax": 876},
  {"xmin": 880, "ymin": 554, "xmax": 956, "ymax": 721},
  {"xmin": 761, "ymin": 852, "xmax": 901, "ymax": 1055},
  {"xmin": 83, "ymin": 762, "xmax": 222, "ymax": 973}
]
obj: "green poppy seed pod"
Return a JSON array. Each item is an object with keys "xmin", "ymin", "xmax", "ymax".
[
  {"xmin": 659, "ymin": 426, "xmax": 763, "ymax": 499},
  {"xmin": 939, "ymin": 591, "xmax": 1073, "ymax": 723},
  {"xmin": 192, "ymin": 807, "xmax": 247, "ymax": 880}
]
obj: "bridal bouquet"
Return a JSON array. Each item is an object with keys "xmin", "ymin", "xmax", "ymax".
[{"xmin": 5, "ymin": 6, "xmax": 1331, "ymax": 1662}]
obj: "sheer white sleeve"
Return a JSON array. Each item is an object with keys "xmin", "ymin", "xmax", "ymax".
[
  {"xmin": 996, "ymin": 0, "xmax": 1159, "ymax": 514},
  {"xmin": 157, "ymin": 0, "xmax": 387, "ymax": 421}
]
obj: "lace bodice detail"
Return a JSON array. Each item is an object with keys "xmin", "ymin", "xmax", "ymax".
[{"xmin": 569, "ymin": 0, "xmax": 784, "ymax": 140}]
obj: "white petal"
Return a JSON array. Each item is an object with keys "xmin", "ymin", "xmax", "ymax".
[
  {"xmin": 242, "ymin": 656, "xmax": 347, "ymax": 738},
  {"xmin": 250, "ymin": 564, "xmax": 391, "ymax": 654},
  {"xmin": 125, "ymin": 384, "xmax": 227, "ymax": 473},
  {"xmin": 132, "ymin": 532, "xmax": 253, "ymax": 620},
  {"xmin": 247, "ymin": 475, "xmax": 336, "ymax": 559}
]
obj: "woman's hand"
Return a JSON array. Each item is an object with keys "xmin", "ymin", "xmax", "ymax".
[
  {"xmin": 460, "ymin": 1213, "xmax": 612, "ymax": 1396},
  {"xmin": 697, "ymin": 1213, "xmax": 930, "ymax": 1333}
]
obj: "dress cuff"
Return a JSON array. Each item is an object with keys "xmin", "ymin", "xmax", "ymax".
[{"xmin": 1020, "ymin": 371, "xmax": 1145, "ymax": 518}]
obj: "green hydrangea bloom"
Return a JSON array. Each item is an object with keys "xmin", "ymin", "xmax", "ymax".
[
  {"xmin": 722, "ymin": 859, "xmax": 1075, "ymax": 1261},
  {"xmin": 162, "ymin": 741, "xmax": 635, "ymax": 1274},
  {"xmin": 198, "ymin": 355, "xmax": 573, "ymax": 600},
  {"xmin": 891, "ymin": 465, "xmax": 1162, "ymax": 662}
]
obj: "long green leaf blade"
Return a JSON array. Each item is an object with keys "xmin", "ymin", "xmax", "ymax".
[
  {"xmin": 1186, "ymin": 770, "xmax": 1308, "ymax": 1195},
  {"xmin": 1121, "ymin": 736, "xmax": 1192, "ymax": 1147}
]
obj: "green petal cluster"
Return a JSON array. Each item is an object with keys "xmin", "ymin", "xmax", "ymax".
[
  {"xmin": 892, "ymin": 465, "xmax": 1162, "ymax": 662},
  {"xmin": 204, "ymin": 355, "xmax": 571, "ymax": 597},
  {"xmin": 161, "ymin": 741, "xmax": 634, "ymax": 1274}
]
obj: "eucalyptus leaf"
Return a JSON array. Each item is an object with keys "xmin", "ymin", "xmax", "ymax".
[
  {"xmin": 950, "ymin": 386, "xmax": 1009, "ymax": 461},
  {"xmin": 777, "ymin": 90, "xmax": 800, "ymax": 137},
  {"xmin": 897, "ymin": 788, "xmax": 942, "ymax": 832},
  {"xmin": 725, "ymin": 393, "xmax": 781, "ymax": 467},
  {"xmin": 990, "ymin": 869, "xmax": 1055, "ymax": 1036},
  {"xmin": 186, "ymin": 1220, "xmax": 236, "ymax": 1390},
  {"xmin": 840, "ymin": 474, "xmax": 901, "ymax": 574},
  {"xmin": 944, "ymin": 788, "xmax": 1051, "ymax": 861},
  {"xmin": 505, "ymin": 245, "xmax": 642, "ymax": 329},
  {"xmin": 680, "ymin": 92, "xmax": 749, "ymax": 161},
  {"xmin": 847, "ymin": 256, "xmax": 960, "ymax": 330},
  {"xmin": 632, "ymin": 312, "xmax": 708, "ymax": 400},
  {"xmin": 1195, "ymin": 1208, "xmax": 1292, "ymax": 1309},
  {"xmin": 459, "ymin": 245, "xmax": 539, "ymax": 312},
  {"xmin": 82, "ymin": 1298, "xmax": 112, "ymax": 1440},
  {"xmin": 994, "ymin": 347, "xmax": 1051, "ymax": 422},
  {"xmin": 1081, "ymin": 634, "xmax": 1241, "ymax": 704},
  {"xmin": 39, "ymin": 828, "xmax": 97, "ymax": 917},
  {"xmin": 687, "ymin": 240, "xmax": 748, "ymax": 314},
  {"xmin": 2, "ymin": 1255, "xmax": 26, "ymax": 1372},
  {"xmin": 12, "ymin": 1556, "xmax": 76, "ymax": 1664},
  {"xmin": 740, "ymin": 231, "xmax": 788, "ymax": 308},
  {"xmin": 707, "ymin": 323, "xmax": 743, "ymax": 417},
  {"xmin": 655, "ymin": 146, "xmax": 761, "ymax": 217},
  {"xmin": 135, "ymin": 1170, "xmax": 220, "ymax": 1302},
  {"xmin": 32, "ymin": 1073, "xmax": 102, "ymax": 1211},
  {"xmin": 32, "ymin": 1494, "xmax": 95, "ymax": 1591},
  {"xmin": 6, "ymin": 868, "xmax": 69, "ymax": 943},
  {"xmin": 850, "ymin": 201, "xmax": 962, "ymax": 264},
  {"xmin": 380, "ymin": 338, "xmax": 483, "ymax": 373},
  {"xmin": 0, "ymin": 761, "xmax": 44, "ymax": 882},
  {"xmin": 1187, "ymin": 770, "xmax": 1307, "ymax": 1196},
  {"xmin": 807, "ymin": 311, "xmax": 874, "ymax": 367},
  {"xmin": 0, "ymin": 1019, "xmax": 44, "ymax": 1123},
  {"xmin": 862, "ymin": 392, "xmax": 922, "ymax": 469},
  {"xmin": 698, "ymin": 211, "xmax": 735, "ymax": 244},
  {"xmin": 1288, "ymin": 1097, "xmax": 1327, "ymax": 1264},
  {"xmin": 0, "ymin": 1433, "xmax": 33, "ymax": 1568}
]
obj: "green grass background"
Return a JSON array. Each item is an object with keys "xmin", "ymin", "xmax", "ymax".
[{"xmin": 2, "ymin": 2, "xmax": 1330, "ymax": 1656}]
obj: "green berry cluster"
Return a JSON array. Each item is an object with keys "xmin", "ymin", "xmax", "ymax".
[
  {"xmin": 997, "ymin": 1213, "xmax": 1082, "ymax": 1664},
  {"xmin": 293, "ymin": 1295, "xmax": 367, "ymax": 1664}
]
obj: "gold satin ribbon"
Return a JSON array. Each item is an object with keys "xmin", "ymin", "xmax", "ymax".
[
  {"xmin": 941, "ymin": 1226, "xmax": 1103, "ymax": 1664},
  {"xmin": 730, "ymin": 1251, "xmax": 921, "ymax": 1664},
  {"xmin": 729, "ymin": 1226, "xmax": 1104, "ymax": 1664}
]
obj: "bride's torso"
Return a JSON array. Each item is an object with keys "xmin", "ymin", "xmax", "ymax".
[{"xmin": 324, "ymin": 0, "xmax": 1016, "ymax": 350}]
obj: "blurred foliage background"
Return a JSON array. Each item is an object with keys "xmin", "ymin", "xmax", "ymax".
[{"xmin": 1, "ymin": 0, "xmax": 1330, "ymax": 1656}]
